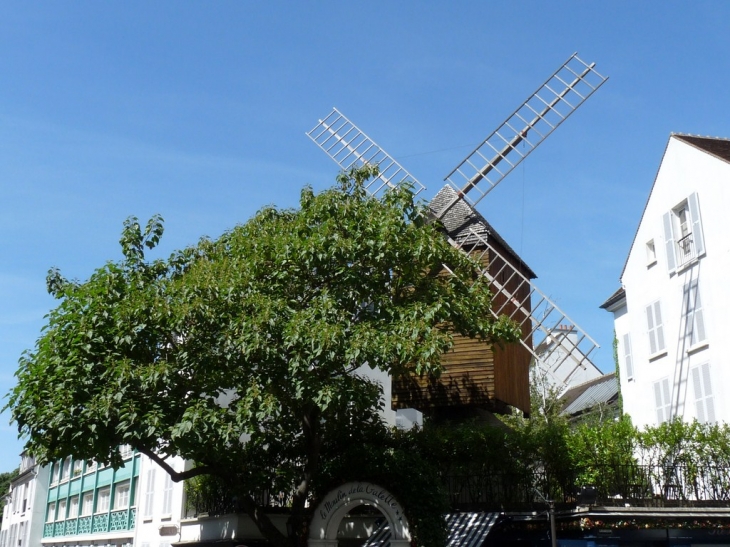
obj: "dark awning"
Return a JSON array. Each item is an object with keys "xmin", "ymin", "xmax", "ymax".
[{"xmin": 363, "ymin": 512, "xmax": 501, "ymax": 547}]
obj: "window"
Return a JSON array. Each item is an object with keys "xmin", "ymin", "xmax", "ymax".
[
  {"xmin": 646, "ymin": 239, "xmax": 656, "ymax": 266},
  {"xmin": 46, "ymin": 503, "xmax": 56, "ymax": 523},
  {"xmin": 119, "ymin": 445, "xmax": 133, "ymax": 460},
  {"xmin": 654, "ymin": 378, "xmax": 672, "ymax": 424},
  {"xmin": 96, "ymin": 488, "xmax": 111, "ymax": 513},
  {"xmin": 20, "ymin": 454, "xmax": 34, "ymax": 473},
  {"xmin": 646, "ymin": 301, "xmax": 665, "ymax": 355},
  {"xmin": 60, "ymin": 457, "xmax": 71, "ymax": 481},
  {"xmin": 143, "ymin": 468, "xmax": 156, "ymax": 518},
  {"xmin": 114, "ymin": 481, "xmax": 130, "ymax": 510},
  {"xmin": 72, "ymin": 459, "xmax": 83, "ymax": 476},
  {"xmin": 162, "ymin": 474, "xmax": 174, "ymax": 515},
  {"xmin": 68, "ymin": 496, "xmax": 79, "ymax": 519},
  {"xmin": 85, "ymin": 461, "xmax": 97, "ymax": 474},
  {"xmin": 622, "ymin": 333, "xmax": 634, "ymax": 380},
  {"xmin": 58, "ymin": 499, "xmax": 67, "ymax": 521},
  {"xmin": 81, "ymin": 492, "xmax": 94, "ymax": 516},
  {"xmin": 51, "ymin": 463, "xmax": 60, "ymax": 485},
  {"xmin": 663, "ymin": 192, "xmax": 705, "ymax": 272},
  {"xmin": 683, "ymin": 280, "xmax": 706, "ymax": 347},
  {"xmin": 692, "ymin": 363, "xmax": 716, "ymax": 423}
]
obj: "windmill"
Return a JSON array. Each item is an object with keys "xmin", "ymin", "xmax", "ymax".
[{"xmin": 307, "ymin": 53, "xmax": 607, "ymax": 413}]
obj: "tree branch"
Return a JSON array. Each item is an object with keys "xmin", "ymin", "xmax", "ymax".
[{"xmin": 135, "ymin": 447, "xmax": 217, "ymax": 482}]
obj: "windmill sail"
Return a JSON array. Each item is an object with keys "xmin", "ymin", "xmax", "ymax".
[
  {"xmin": 307, "ymin": 107, "xmax": 601, "ymax": 392},
  {"xmin": 433, "ymin": 53, "xmax": 607, "ymax": 220},
  {"xmin": 306, "ymin": 108, "xmax": 425, "ymax": 198}
]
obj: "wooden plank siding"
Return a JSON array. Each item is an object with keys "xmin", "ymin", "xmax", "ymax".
[{"xmin": 391, "ymin": 237, "xmax": 532, "ymax": 415}]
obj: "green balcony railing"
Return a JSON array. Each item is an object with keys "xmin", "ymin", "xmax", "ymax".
[{"xmin": 42, "ymin": 508, "xmax": 136, "ymax": 537}]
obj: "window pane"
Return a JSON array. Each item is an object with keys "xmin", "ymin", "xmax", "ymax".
[
  {"xmin": 97, "ymin": 488, "xmax": 110, "ymax": 513},
  {"xmin": 115, "ymin": 482, "xmax": 130, "ymax": 509},
  {"xmin": 82, "ymin": 493, "xmax": 93, "ymax": 516}
]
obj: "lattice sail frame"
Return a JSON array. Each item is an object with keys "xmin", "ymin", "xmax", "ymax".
[
  {"xmin": 433, "ymin": 53, "xmax": 607, "ymax": 219},
  {"xmin": 306, "ymin": 54, "xmax": 605, "ymax": 390},
  {"xmin": 446, "ymin": 228, "xmax": 600, "ymax": 388},
  {"xmin": 306, "ymin": 108, "xmax": 426, "ymax": 199}
]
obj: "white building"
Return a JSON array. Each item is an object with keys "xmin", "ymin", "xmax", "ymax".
[
  {"xmin": 132, "ymin": 455, "xmax": 186, "ymax": 547},
  {"xmin": 0, "ymin": 453, "xmax": 49, "ymax": 547},
  {"xmin": 1, "ymin": 449, "xmax": 186, "ymax": 547},
  {"xmin": 602, "ymin": 134, "xmax": 730, "ymax": 428}
]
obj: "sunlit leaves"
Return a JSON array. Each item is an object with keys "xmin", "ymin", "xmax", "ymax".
[{"xmin": 7, "ymin": 166, "xmax": 519, "ymax": 545}]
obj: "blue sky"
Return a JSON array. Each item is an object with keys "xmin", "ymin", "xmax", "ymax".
[{"xmin": 1, "ymin": 1, "xmax": 729, "ymax": 471}]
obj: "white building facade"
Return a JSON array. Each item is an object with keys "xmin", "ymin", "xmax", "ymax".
[
  {"xmin": 603, "ymin": 134, "xmax": 730, "ymax": 428},
  {"xmin": 0, "ymin": 454, "xmax": 49, "ymax": 547}
]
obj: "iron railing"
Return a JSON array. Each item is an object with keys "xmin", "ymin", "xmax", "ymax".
[
  {"xmin": 444, "ymin": 464, "xmax": 730, "ymax": 511},
  {"xmin": 184, "ymin": 464, "xmax": 730, "ymax": 518},
  {"xmin": 676, "ymin": 233, "xmax": 696, "ymax": 267}
]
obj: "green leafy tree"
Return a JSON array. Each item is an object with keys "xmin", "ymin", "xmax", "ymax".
[{"xmin": 7, "ymin": 167, "xmax": 519, "ymax": 547}]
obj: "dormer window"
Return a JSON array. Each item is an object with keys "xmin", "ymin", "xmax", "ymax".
[{"xmin": 663, "ymin": 192, "xmax": 705, "ymax": 273}]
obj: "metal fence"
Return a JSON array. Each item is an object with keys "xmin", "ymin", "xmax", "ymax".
[
  {"xmin": 185, "ymin": 464, "xmax": 730, "ymax": 517},
  {"xmin": 444, "ymin": 464, "xmax": 730, "ymax": 510}
]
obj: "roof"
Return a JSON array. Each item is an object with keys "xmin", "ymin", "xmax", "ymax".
[
  {"xmin": 429, "ymin": 185, "xmax": 537, "ymax": 279},
  {"xmin": 673, "ymin": 133, "xmax": 730, "ymax": 164},
  {"xmin": 617, "ymin": 134, "xmax": 730, "ymax": 282},
  {"xmin": 599, "ymin": 286, "xmax": 626, "ymax": 310},
  {"xmin": 560, "ymin": 373, "xmax": 618, "ymax": 417}
]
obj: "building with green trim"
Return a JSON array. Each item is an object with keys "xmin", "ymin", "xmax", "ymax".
[{"xmin": 41, "ymin": 447, "xmax": 140, "ymax": 547}]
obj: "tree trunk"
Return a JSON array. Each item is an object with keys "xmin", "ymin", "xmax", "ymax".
[{"xmin": 288, "ymin": 405, "xmax": 322, "ymax": 546}]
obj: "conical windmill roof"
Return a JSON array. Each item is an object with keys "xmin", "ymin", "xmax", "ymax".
[{"xmin": 429, "ymin": 185, "xmax": 537, "ymax": 279}]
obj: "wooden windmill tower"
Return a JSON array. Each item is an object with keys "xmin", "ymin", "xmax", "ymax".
[{"xmin": 307, "ymin": 53, "xmax": 607, "ymax": 418}]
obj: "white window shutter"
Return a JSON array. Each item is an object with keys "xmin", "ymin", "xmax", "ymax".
[
  {"xmin": 662, "ymin": 378, "xmax": 671, "ymax": 421},
  {"xmin": 702, "ymin": 363, "xmax": 716, "ymax": 423},
  {"xmin": 692, "ymin": 367, "xmax": 706, "ymax": 422},
  {"xmin": 654, "ymin": 381, "xmax": 664, "ymax": 423},
  {"xmin": 688, "ymin": 192, "xmax": 705, "ymax": 257},
  {"xmin": 695, "ymin": 288, "xmax": 706, "ymax": 342},
  {"xmin": 646, "ymin": 304, "xmax": 657, "ymax": 354},
  {"xmin": 163, "ymin": 473, "xmax": 174, "ymax": 514},
  {"xmin": 663, "ymin": 211, "xmax": 677, "ymax": 273},
  {"xmin": 654, "ymin": 301, "xmax": 665, "ymax": 351},
  {"xmin": 623, "ymin": 333, "xmax": 634, "ymax": 379},
  {"xmin": 691, "ymin": 363, "xmax": 716, "ymax": 424},
  {"xmin": 143, "ymin": 468, "xmax": 155, "ymax": 518}
]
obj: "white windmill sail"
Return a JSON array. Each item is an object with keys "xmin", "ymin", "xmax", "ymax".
[
  {"xmin": 433, "ymin": 53, "xmax": 607, "ymax": 220},
  {"xmin": 306, "ymin": 53, "xmax": 606, "ymax": 391},
  {"xmin": 306, "ymin": 108, "xmax": 425, "ymax": 198}
]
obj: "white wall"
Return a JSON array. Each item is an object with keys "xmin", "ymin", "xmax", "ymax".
[
  {"xmin": 0, "ymin": 458, "xmax": 48, "ymax": 547},
  {"xmin": 133, "ymin": 455, "xmax": 187, "ymax": 547},
  {"xmin": 614, "ymin": 136, "xmax": 730, "ymax": 428}
]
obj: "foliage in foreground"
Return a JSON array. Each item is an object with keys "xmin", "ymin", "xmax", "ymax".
[
  {"xmin": 185, "ymin": 413, "xmax": 730, "ymax": 545},
  {"xmin": 6, "ymin": 167, "xmax": 519, "ymax": 547},
  {"xmin": 0, "ymin": 469, "xmax": 19, "ymax": 518}
]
